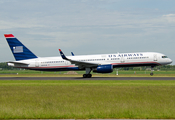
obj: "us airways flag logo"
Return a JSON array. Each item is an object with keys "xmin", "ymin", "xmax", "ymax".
[{"xmin": 13, "ymin": 46, "xmax": 23, "ymax": 53}]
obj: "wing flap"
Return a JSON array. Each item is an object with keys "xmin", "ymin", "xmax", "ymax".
[{"xmin": 69, "ymin": 60, "xmax": 98, "ymax": 68}]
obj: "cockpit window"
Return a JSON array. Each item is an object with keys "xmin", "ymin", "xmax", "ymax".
[{"xmin": 162, "ymin": 56, "xmax": 168, "ymax": 58}]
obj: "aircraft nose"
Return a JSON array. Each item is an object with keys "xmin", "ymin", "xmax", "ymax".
[{"xmin": 169, "ymin": 59, "xmax": 173, "ymax": 64}]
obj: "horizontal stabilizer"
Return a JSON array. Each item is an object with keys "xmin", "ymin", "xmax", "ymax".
[{"xmin": 7, "ymin": 61, "xmax": 29, "ymax": 65}]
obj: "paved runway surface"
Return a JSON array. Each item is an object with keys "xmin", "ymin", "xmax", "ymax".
[{"xmin": 0, "ymin": 77, "xmax": 175, "ymax": 80}]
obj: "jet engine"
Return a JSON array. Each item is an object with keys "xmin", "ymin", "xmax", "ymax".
[{"xmin": 93, "ymin": 64, "xmax": 113, "ymax": 73}]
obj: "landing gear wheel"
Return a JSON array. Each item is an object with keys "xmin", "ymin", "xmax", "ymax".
[
  {"xmin": 83, "ymin": 74, "xmax": 87, "ymax": 78},
  {"xmin": 150, "ymin": 66, "xmax": 154, "ymax": 76},
  {"xmin": 83, "ymin": 74, "xmax": 92, "ymax": 78},
  {"xmin": 87, "ymin": 74, "xmax": 92, "ymax": 78}
]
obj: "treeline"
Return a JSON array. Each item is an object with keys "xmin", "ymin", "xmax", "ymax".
[
  {"xmin": 0, "ymin": 62, "xmax": 175, "ymax": 71},
  {"xmin": 0, "ymin": 62, "xmax": 16, "ymax": 70}
]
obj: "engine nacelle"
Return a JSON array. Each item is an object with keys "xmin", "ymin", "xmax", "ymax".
[{"xmin": 93, "ymin": 64, "xmax": 113, "ymax": 73}]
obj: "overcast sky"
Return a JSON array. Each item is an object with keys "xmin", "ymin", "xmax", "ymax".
[{"xmin": 0, "ymin": 0, "xmax": 175, "ymax": 64}]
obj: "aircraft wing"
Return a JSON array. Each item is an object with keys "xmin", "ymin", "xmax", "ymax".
[
  {"xmin": 71, "ymin": 52, "xmax": 74, "ymax": 56},
  {"xmin": 59, "ymin": 49, "xmax": 99, "ymax": 68}
]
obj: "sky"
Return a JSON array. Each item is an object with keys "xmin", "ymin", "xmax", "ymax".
[{"xmin": 0, "ymin": 0, "xmax": 175, "ymax": 64}]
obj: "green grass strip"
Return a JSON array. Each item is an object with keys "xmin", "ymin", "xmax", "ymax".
[{"xmin": 0, "ymin": 80, "xmax": 175, "ymax": 119}]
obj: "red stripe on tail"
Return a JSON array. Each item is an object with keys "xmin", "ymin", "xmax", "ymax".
[{"xmin": 4, "ymin": 34, "xmax": 15, "ymax": 38}]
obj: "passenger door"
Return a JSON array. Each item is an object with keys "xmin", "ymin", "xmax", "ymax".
[
  {"xmin": 35, "ymin": 60, "xmax": 39, "ymax": 67},
  {"xmin": 154, "ymin": 54, "xmax": 157, "ymax": 61},
  {"xmin": 121, "ymin": 57, "xmax": 125, "ymax": 63}
]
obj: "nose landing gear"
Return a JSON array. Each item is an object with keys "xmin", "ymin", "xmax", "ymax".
[
  {"xmin": 150, "ymin": 66, "xmax": 154, "ymax": 76},
  {"xmin": 150, "ymin": 73, "xmax": 153, "ymax": 76}
]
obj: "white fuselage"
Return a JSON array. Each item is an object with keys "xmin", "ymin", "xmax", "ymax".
[{"xmin": 8, "ymin": 52, "xmax": 172, "ymax": 71}]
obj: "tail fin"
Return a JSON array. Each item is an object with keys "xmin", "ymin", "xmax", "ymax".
[
  {"xmin": 4, "ymin": 34, "xmax": 37, "ymax": 61},
  {"xmin": 71, "ymin": 52, "xmax": 74, "ymax": 56}
]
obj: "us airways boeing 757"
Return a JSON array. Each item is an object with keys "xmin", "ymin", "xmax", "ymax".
[{"xmin": 4, "ymin": 34, "xmax": 172, "ymax": 78}]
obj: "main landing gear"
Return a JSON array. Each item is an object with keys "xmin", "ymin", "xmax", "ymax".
[
  {"xmin": 150, "ymin": 66, "xmax": 154, "ymax": 76},
  {"xmin": 83, "ymin": 74, "xmax": 92, "ymax": 78},
  {"xmin": 83, "ymin": 68, "xmax": 92, "ymax": 78}
]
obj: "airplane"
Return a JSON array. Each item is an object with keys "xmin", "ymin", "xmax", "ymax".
[{"xmin": 4, "ymin": 34, "xmax": 173, "ymax": 78}]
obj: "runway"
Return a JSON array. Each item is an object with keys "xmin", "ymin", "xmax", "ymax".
[{"xmin": 0, "ymin": 77, "xmax": 175, "ymax": 80}]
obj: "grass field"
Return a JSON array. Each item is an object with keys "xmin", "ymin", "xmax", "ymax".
[{"xmin": 0, "ymin": 80, "xmax": 175, "ymax": 119}]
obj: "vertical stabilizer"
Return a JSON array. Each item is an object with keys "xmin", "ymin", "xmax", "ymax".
[{"xmin": 4, "ymin": 34, "xmax": 37, "ymax": 61}]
